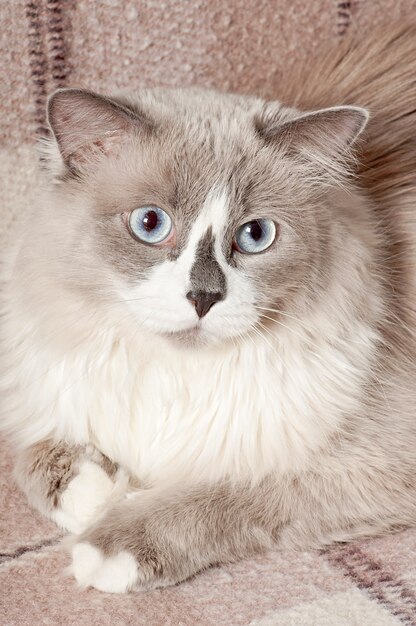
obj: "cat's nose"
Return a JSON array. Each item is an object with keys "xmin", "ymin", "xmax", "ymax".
[{"xmin": 186, "ymin": 290, "xmax": 224, "ymax": 319}]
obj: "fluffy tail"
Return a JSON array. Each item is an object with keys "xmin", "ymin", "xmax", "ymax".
[{"xmin": 280, "ymin": 25, "xmax": 416, "ymax": 212}]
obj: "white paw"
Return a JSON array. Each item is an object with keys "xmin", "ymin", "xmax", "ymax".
[
  {"xmin": 71, "ymin": 542, "xmax": 139, "ymax": 593},
  {"xmin": 51, "ymin": 461, "xmax": 126, "ymax": 534}
]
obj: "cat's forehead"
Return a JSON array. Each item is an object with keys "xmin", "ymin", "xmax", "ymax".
[
  {"xmin": 119, "ymin": 88, "xmax": 281, "ymax": 171},
  {"xmin": 122, "ymin": 87, "xmax": 269, "ymax": 129},
  {"xmin": 92, "ymin": 90, "xmax": 299, "ymax": 236},
  {"xmin": 149, "ymin": 93, "xmax": 287, "ymax": 192}
]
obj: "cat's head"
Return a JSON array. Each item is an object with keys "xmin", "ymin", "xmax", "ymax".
[{"xmin": 45, "ymin": 87, "xmax": 368, "ymax": 348}]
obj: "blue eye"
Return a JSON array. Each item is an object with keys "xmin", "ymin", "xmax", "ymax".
[
  {"xmin": 128, "ymin": 206, "xmax": 173, "ymax": 244},
  {"xmin": 234, "ymin": 219, "xmax": 277, "ymax": 254}
]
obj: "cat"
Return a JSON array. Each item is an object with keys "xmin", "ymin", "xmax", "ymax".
[{"xmin": 1, "ymin": 25, "xmax": 416, "ymax": 594}]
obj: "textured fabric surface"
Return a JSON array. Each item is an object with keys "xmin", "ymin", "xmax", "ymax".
[
  {"xmin": 2, "ymin": 0, "xmax": 416, "ymax": 147},
  {"xmin": 2, "ymin": 1, "xmax": 416, "ymax": 624}
]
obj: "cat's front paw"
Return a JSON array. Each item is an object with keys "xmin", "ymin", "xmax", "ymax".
[
  {"xmin": 71, "ymin": 542, "xmax": 139, "ymax": 593},
  {"xmin": 70, "ymin": 540, "xmax": 176, "ymax": 594},
  {"xmin": 70, "ymin": 503, "xmax": 184, "ymax": 593},
  {"xmin": 52, "ymin": 450, "xmax": 128, "ymax": 534}
]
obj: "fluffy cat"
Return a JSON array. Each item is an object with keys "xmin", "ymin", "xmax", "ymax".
[{"xmin": 1, "ymin": 26, "xmax": 416, "ymax": 593}]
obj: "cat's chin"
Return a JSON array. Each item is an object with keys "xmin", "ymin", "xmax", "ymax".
[{"xmin": 162, "ymin": 326, "xmax": 218, "ymax": 349}]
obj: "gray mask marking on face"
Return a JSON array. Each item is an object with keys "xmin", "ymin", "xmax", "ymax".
[{"xmin": 189, "ymin": 228, "xmax": 227, "ymax": 299}]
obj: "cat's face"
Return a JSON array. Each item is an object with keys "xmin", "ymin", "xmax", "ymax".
[{"xmin": 47, "ymin": 88, "xmax": 368, "ymax": 347}]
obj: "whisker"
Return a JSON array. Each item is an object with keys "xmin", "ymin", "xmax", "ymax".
[
  {"xmin": 255, "ymin": 305, "xmax": 306, "ymax": 326},
  {"xmin": 255, "ymin": 305, "xmax": 373, "ymax": 348}
]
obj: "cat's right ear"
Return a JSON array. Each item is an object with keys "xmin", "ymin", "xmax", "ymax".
[{"xmin": 47, "ymin": 89, "xmax": 152, "ymax": 171}]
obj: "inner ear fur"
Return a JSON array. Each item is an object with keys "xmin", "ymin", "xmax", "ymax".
[
  {"xmin": 257, "ymin": 105, "xmax": 369, "ymax": 163},
  {"xmin": 47, "ymin": 88, "xmax": 154, "ymax": 169}
]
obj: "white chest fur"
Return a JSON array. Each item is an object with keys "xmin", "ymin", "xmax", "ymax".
[{"xmin": 10, "ymin": 316, "xmax": 373, "ymax": 487}]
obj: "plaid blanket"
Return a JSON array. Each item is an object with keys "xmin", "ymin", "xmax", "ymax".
[{"xmin": 2, "ymin": 1, "xmax": 416, "ymax": 624}]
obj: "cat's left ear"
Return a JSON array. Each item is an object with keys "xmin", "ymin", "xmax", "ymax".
[
  {"xmin": 47, "ymin": 88, "xmax": 153, "ymax": 170},
  {"xmin": 257, "ymin": 105, "xmax": 369, "ymax": 165}
]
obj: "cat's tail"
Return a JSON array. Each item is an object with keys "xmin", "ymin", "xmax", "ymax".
[{"xmin": 280, "ymin": 24, "xmax": 416, "ymax": 210}]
